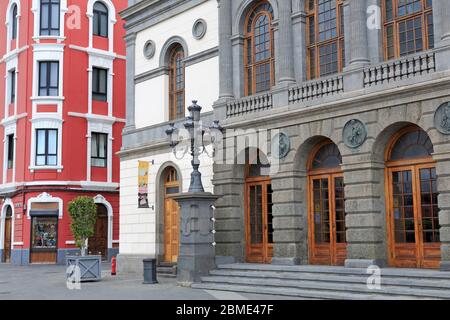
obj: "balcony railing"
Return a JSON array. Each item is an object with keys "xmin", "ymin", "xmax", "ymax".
[
  {"xmin": 364, "ymin": 52, "xmax": 436, "ymax": 87},
  {"xmin": 226, "ymin": 92, "xmax": 273, "ymax": 118},
  {"xmin": 288, "ymin": 75, "xmax": 344, "ymax": 105}
]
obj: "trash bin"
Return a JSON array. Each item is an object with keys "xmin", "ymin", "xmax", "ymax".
[{"xmin": 143, "ymin": 258, "xmax": 158, "ymax": 284}]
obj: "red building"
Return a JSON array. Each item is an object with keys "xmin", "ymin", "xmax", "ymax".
[{"xmin": 0, "ymin": 0, "xmax": 126, "ymax": 265}]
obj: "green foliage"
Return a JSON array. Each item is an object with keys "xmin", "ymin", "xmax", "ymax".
[{"xmin": 68, "ymin": 196, "xmax": 97, "ymax": 255}]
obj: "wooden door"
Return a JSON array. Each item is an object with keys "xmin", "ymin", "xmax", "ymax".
[
  {"xmin": 4, "ymin": 216, "xmax": 12, "ymax": 263},
  {"xmin": 386, "ymin": 164, "xmax": 440, "ymax": 268},
  {"xmin": 30, "ymin": 216, "xmax": 58, "ymax": 264},
  {"xmin": 245, "ymin": 179, "xmax": 273, "ymax": 263},
  {"xmin": 164, "ymin": 168, "xmax": 180, "ymax": 263},
  {"xmin": 89, "ymin": 205, "xmax": 108, "ymax": 259},
  {"xmin": 308, "ymin": 174, "xmax": 347, "ymax": 265}
]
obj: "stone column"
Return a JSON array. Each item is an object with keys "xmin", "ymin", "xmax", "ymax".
[
  {"xmin": 347, "ymin": 0, "xmax": 370, "ymax": 66},
  {"xmin": 277, "ymin": 0, "xmax": 295, "ymax": 85},
  {"xmin": 433, "ymin": 0, "xmax": 450, "ymax": 43},
  {"xmin": 271, "ymin": 170, "xmax": 308, "ymax": 265},
  {"xmin": 367, "ymin": 0, "xmax": 383, "ymax": 63},
  {"xmin": 434, "ymin": 151, "xmax": 450, "ymax": 271},
  {"xmin": 343, "ymin": 0, "xmax": 369, "ymax": 91},
  {"xmin": 292, "ymin": 10, "xmax": 307, "ymax": 83},
  {"xmin": 124, "ymin": 33, "xmax": 136, "ymax": 131},
  {"xmin": 218, "ymin": 0, "xmax": 234, "ymax": 100},
  {"xmin": 433, "ymin": 0, "xmax": 450, "ymax": 71},
  {"xmin": 212, "ymin": 163, "xmax": 245, "ymax": 264},
  {"xmin": 342, "ymin": 161, "xmax": 387, "ymax": 268}
]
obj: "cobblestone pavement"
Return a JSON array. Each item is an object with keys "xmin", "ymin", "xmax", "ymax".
[{"xmin": 0, "ymin": 263, "xmax": 299, "ymax": 300}]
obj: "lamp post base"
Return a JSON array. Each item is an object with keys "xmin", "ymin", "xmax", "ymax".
[{"xmin": 170, "ymin": 192, "xmax": 218, "ymax": 286}]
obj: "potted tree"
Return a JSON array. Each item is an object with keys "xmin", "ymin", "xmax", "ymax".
[{"xmin": 66, "ymin": 196, "xmax": 102, "ymax": 282}]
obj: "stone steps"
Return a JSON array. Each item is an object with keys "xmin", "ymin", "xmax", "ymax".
[
  {"xmin": 192, "ymin": 283, "xmax": 423, "ymax": 300},
  {"xmin": 157, "ymin": 263, "xmax": 177, "ymax": 278},
  {"xmin": 208, "ymin": 269, "xmax": 450, "ymax": 290},
  {"xmin": 191, "ymin": 264, "xmax": 450, "ymax": 300}
]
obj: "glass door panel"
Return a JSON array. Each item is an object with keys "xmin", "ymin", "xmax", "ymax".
[
  {"xmin": 419, "ymin": 167, "xmax": 439, "ymax": 243},
  {"xmin": 313, "ymin": 178, "xmax": 331, "ymax": 244},
  {"xmin": 391, "ymin": 170, "xmax": 416, "ymax": 243}
]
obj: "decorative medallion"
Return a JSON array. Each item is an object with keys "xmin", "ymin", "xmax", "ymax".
[
  {"xmin": 143, "ymin": 40, "xmax": 156, "ymax": 59},
  {"xmin": 272, "ymin": 132, "xmax": 291, "ymax": 159},
  {"xmin": 435, "ymin": 102, "xmax": 450, "ymax": 135},
  {"xmin": 192, "ymin": 19, "xmax": 207, "ymax": 40},
  {"xmin": 343, "ymin": 119, "xmax": 367, "ymax": 149}
]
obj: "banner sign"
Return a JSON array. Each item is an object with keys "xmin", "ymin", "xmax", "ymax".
[{"xmin": 138, "ymin": 161, "xmax": 151, "ymax": 208}]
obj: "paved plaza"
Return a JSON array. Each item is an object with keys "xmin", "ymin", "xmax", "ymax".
[{"xmin": 0, "ymin": 263, "xmax": 298, "ymax": 300}]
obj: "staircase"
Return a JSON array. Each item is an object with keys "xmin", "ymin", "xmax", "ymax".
[
  {"xmin": 191, "ymin": 264, "xmax": 450, "ymax": 300},
  {"xmin": 157, "ymin": 262, "xmax": 177, "ymax": 278}
]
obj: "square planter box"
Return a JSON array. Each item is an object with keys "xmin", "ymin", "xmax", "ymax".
[{"xmin": 66, "ymin": 255, "xmax": 102, "ymax": 282}]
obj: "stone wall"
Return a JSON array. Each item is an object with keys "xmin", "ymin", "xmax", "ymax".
[{"xmin": 213, "ymin": 78, "xmax": 450, "ymax": 269}]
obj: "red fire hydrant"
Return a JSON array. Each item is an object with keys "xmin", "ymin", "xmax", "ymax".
[{"xmin": 111, "ymin": 256, "xmax": 117, "ymax": 276}]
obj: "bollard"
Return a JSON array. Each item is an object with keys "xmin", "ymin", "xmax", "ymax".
[
  {"xmin": 143, "ymin": 258, "xmax": 158, "ymax": 284},
  {"xmin": 111, "ymin": 256, "xmax": 117, "ymax": 276}
]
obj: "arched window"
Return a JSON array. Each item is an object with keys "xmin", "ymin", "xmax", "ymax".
[
  {"xmin": 310, "ymin": 142, "xmax": 343, "ymax": 170},
  {"xmin": 168, "ymin": 45, "xmax": 185, "ymax": 120},
  {"xmin": 11, "ymin": 4, "xmax": 18, "ymax": 40},
  {"xmin": 93, "ymin": 1, "xmax": 109, "ymax": 37},
  {"xmin": 383, "ymin": 0, "xmax": 434, "ymax": 60},
  {"xmin": 388, "ymin": 128, "xmax": 434, "ymax": 161},
  {"xmin": 244, "ymin": 1, "xmax": 275, "ymax": 96},
  {"xmin": 306, "ymin": 0, "xmax": 345, "ymax": 80}
]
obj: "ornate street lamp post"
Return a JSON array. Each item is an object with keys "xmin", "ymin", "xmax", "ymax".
[
  {"xmin": 166, "ymin": 101, "xmax": 223, "ymax": 193},
  {"xmin": 165, "ymin": 101, "xmax": 223, "ymax": 285}
]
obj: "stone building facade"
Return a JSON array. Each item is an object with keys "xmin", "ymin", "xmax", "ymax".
[{"xmin": 120, "ymin": 0, "xmax": 450, "ymax": 273}]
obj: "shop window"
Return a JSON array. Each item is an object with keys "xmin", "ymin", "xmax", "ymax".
[{"xmin": 31, "ymin": 216, "xmax": 58, "ymax": 249}]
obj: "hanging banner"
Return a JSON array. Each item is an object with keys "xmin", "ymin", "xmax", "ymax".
[{"xmin": 138, "ymin": 161, "xmax": 151, "ymax": 208}]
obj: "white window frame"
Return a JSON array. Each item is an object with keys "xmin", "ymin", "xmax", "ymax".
[
  {"xmin": 88, "ymin": 54, "xmax": 114, "ymax": 116},
  {"xmin": 32, "ymin": 44, "xmax": 64, "ymax": 101},
  {"xmin": 4, "ymin": 57, "xmax": 18, "ymax": 118},
  {"xmin": 5, "ymin": 0, "xmax": 21, "ymax": 52},
  {"xmin": 86, "ymin": 0, "xmax": 116, "ymax": 52},
  {"xmin": 31, "ymin": 0, "xmax": 68, "ymax": 41},
  {"xmin": 2, "ymin": 122, "xmax": 16, "ymax": 184},
  {"xmin": 29, "ymin": 117, "xmax": 63, "ymax": 172},
  {"xmin": 86, "ymin": 118, "xmax": 113, "ymax": 183}
]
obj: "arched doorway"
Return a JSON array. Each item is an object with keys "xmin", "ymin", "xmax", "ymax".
[
  {"xmin": 307, "ymin": 141, "xmax": 346, "ymax": 266},
  {"xmin": 245, "ymin": 151, "xmax": 273, "ymax": 263},
  {"xmin": 2, "ymin": 206, "xmax": 13, "ymax": 263},
  {"xmin": 89, "ymin": 204, "xmax": 108, "ymax": 260},
  {"xmin": 385, "ymin": 126, "xmax": 440, "ymax": 268},
  {"xmin": 163, "ymin": 167, "xmax": 180, "ymax": 263}
]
